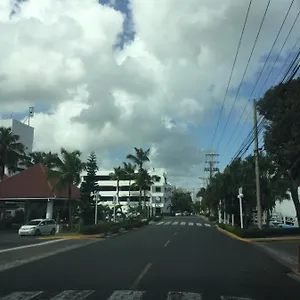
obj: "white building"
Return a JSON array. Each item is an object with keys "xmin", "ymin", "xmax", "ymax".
[
  {"xmin": 81, "ymin": 168, "xmax": 173, "ymax": 215},
  {"xmin": 0, "ymin": 119, "xmax": 34, "ymax": 175}
]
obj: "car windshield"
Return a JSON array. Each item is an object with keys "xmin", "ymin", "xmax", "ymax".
[{"xmin": 26, "ymin": 220, "xmax": 41, "ymax": 226}]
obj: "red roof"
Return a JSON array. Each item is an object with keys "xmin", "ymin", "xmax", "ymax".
[{"xmin": 0, "ymin": 163, "xmax": 80, "ymax": 199}]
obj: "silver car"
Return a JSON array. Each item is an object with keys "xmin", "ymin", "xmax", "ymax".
[{"xmin": 18, "ymin": 219, "xmax": 56, "ymax": 236}]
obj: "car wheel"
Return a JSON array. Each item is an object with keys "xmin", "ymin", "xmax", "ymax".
[
  {"xmin": 50, "ymin": 228, "xmax": 56, "ymax": 235},
  {"xmin": 35, "ymin": 229, "xmax": 41, "ymax": 236}
]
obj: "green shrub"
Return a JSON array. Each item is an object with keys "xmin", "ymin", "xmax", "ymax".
[
  {"xmin": 79, "ymin": 221, "xmax": 113, "ymax": 235},
  {"xmin": 109, "ymin": 225, "xmax": 121, "ymax": 234}
]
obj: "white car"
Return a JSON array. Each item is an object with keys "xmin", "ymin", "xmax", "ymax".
[{"xmin": 18, "ymin": 219, "xmax": 56, "ymax": 236}]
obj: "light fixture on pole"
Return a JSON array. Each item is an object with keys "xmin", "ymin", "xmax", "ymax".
[
  {"xmin": 238, "ymin": 187, "xmax": 244, "ymax": 229},
  {"xmin": 92, "ymin": 191, "xmax": 101, "ymax": 225}
]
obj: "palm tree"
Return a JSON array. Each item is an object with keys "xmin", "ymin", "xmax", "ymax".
[
  {"xmin": 126, "ymin": 147, "xmax": 150, "ymax": 171},
  {"xmin": 133, "ymin": 169, "xmax": 154, "ymax": 213},
  {"xmin": 123, "ymin": 162, "xmax": 136, "ymax": 203},
  {"xmin": 24, "ymin": 151, "xmax": 59, "ymax": 169},
  {"xmin": 54, "ymin": 148, "xmax": 85, "ymax": 229},
  {"xmin": 0, "ymin": 127, "xmax": 25, "ymax": 180}
]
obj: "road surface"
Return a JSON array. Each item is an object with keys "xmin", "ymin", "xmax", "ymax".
[
  {"xmin": 0, "ymin": 216, "xmax": 299, "ymax": 300},
  {"xmin": 0, "ymin": 231, "xmax": 43, "ymax": 250}
]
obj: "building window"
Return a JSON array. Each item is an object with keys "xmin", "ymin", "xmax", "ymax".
[
  {"xmin": 98, "ymin": 186, "xmax": 116, "ymax": 192},
  {"xmin": 155, "ymin": 176, "xmax": 160, "ymax": 182},
  {"xmin": 155, "ymin": 186, "xmax": 161, "ymax": 192},
  {"xmin": 96, "ymin": 175, "xmax": 111, "ymax": 181}
]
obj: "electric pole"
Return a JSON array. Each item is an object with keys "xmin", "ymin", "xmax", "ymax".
[
  {"xmin": 204, "ymin": 153, "xmax": 219, "ymax": 182},
  {"xmin": 253, "ymin": 99, "xmax": 262, "ymax": 229}
]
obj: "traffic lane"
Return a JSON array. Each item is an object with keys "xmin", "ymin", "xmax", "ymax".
[
  {"xmin": 0, "ymin": 239, "xmax": 98, "ymax": 272},
  {"xmin": 0, "ymin": 223, "xmax": 177, "ymax": 292},
  {"xmin": 0, "ymin": 231, "xmax": 42, "ymax": 250},
  {"xmin": 139, "ymin": 224, "xmax": 300, "ymax": 299}
]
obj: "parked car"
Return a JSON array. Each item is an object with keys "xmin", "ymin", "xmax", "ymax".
[
  {"xmin": 18, "ymin": 219, "xmax": 56, "ymax": 236},
  {"xmin": 175, "ymin": 212, "xmax": 182, "ymax": 216}
]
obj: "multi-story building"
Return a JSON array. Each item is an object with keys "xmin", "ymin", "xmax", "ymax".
[
  {"xmin": 0, "ymin": 119, "xmax": 34, "ymax": 175},
  {"xmin": 81, "ymin": 168, "xmax": 173, "ymax": 215}
]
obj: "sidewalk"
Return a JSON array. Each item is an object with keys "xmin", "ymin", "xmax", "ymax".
[{"xmin": 254, "ymin": 240, "xmax": 300, "ymax": 273}]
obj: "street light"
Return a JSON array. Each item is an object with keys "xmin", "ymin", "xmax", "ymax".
[{"xmin": 92, "ymin": 191, "xmax": 101, "ymax": 225}]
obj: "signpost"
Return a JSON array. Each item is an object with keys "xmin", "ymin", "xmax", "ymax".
[{"xmin": 238, "ymin": 187, "xmax": 244, "ymax": 229}]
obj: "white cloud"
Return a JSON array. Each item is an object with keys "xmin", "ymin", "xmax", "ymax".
[{"xmin": 0, "ymin": 0, "xmax": 299, "ymax": 189}]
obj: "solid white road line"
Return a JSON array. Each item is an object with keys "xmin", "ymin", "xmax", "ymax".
[
  {"xmin": 204, "ymin": 224, "xmax": 211, "ymax": 227},
  {"xmin": 157, "ymin": 221, "xmax": 164, "ymax": 225},
  {"xmin": 164, "ymin": 240, "xmax": 170, "ymax": 247},
  {"xmin": 49, "ymin": 290, "xmax": 94, "ymax": 300},
  {"xmin": 196, "ymin": 223, "xmax": 202, "ymax": 226},
  {"xmin": 188, "ymin": 222, "xmax": 194, "ymax": 226},
  {"xmin": 167, "ymin": 291, "xmax": 202, "ymax": 300},
  {"xmin": 172, "ymin": 222, "xmax": 178, "ymax": 225},
  {"xmin": 164, "ymin": 222, "xmax": 171, "ymax": 225},
  {"xmin": 180, "ymin": 222, "xmax": 186, "ymax": 226},
  {"xmin": 130, "ymin": 263, "xmax": 152, "ymax": 290},
  {"xmin": 0, "ymin": 292, "xmax": 43, "ymax": 300},
  {"xmin": 107, "ymin": 291, "xmax": 145, "ymax": 300},
  {"xmin": 0, "ymin": 239, "xmax": 68, "ymax": 254}
]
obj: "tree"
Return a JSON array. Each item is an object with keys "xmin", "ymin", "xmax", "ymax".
[
  {"xmin": 126, "ymin": 147, "xmax": 150, "ymax": 171},
  {"xmin": 170, "ymin": 188, "xmax": 193, "ymax": 213},
  {"xmin": 257, "ymin": 78, "xmax": 300, "ymax": 225},
  {"xmin": 54, "ymin": 148, "xmax": 85, "ymax": 229},
  {"xmin": 0, "ymin": 127, "xmax": 25, "ymax": 180},
  {"xmin": 79, "ymin": 152, "xmax": 99, "ymax": 224},
  {"xmin": 110, "ymin": 166, "xmax": 125, "ymax": 204},
  {"xmin": 132, "ymin": 168, "xmax": 154, "ymax": 214},
  {"xmin": 123, "ymin": 162, "xmax": 136, "ymax": 203},
  {"xmin": 24, "ymin": 151, "xmax": 59, "ymax": 169}
]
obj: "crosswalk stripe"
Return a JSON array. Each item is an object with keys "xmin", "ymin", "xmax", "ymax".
[
  {"xmin": 167, "ymin": 291, "xmax": 202, "ymax": 300},
  {"xmin": 180, "ymin": 222, "xmax": 186, "ymax": 225},
  {"xmin": 0, "ymin": 292, "xmax": 43, "ymax": 300},
  {"xmin": 196, "ymin": 223, "xmax": 202, "ymax": 226},
  {"xmin": 164, "ymin": 222, "xmax": 171, "ymax": 225},
  {"xmin": 107, "ymin": 290, "xmax": 145, "ymax": 300},
  {"xmin": 188, "ymin": 222, "xmax": 194, "ymax": 226},
  {"xmin": 172, "ymin": 222, "xmax": 178, "ymax": 225},
  {"xmin": 49, "ymin": 290, "xmax": 94, "ymax": 300},
  {"xmin": 204, "ymin": 224, "xmax": 211, "ymax": 227},
  {"xmin": 157, "ymin": 221, "xmax": 164, "ymax": 225}
]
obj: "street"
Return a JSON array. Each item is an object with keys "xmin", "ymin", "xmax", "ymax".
[
  {"xmin": 0, "ymin": 231, "xmax": 44, "ymax": 250},
  {"xmin": 0, "ymin": 216, "xmax": 300, "ymax": 299}
]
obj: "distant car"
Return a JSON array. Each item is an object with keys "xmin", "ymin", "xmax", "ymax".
[
  {"xmin": 175, "ymin": 212, "xmax": 182, "ymax": 216},
  {"xmin": 18, "ymin": 219, "xmax": 56, "ymax": 236},
  {"xmin": 183, "ymin": 211, "xmax": 189, "ymax": 216}
]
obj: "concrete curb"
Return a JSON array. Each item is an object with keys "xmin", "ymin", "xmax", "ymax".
[
  {"xmin": 216, "ymin": 225, "xmax": 300, "ymax": 243},
  {"xmin": 38, "ymin": 226, "xmax": 143, "ymax": 240},
  {"xmin": 216, "ymin": 225, "xmax": 250, "ymax": 242}
]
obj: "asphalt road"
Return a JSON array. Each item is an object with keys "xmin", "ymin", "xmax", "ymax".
[
  {"xmin": 0, "ymin": 231, "xmax": 42, "ymax": 250},
  {"xmin": 0, "ymin": 216, "xmax": 300, "ymax": 300}
]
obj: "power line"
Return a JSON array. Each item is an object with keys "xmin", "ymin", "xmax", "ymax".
[
  {"xmin": 257, "ymin": 2, "xmax": 299, "ymax": 95},
  {"xmin": 221, "ymin": 0, "xmax": 297, "ymax": 162},
  {"xmin": 215, "ymin": 0, "xmax": 271, "ymax": 153},
  {"xmin": 209, "ymin": 0, "xmax": 253, "ymax": 151}
]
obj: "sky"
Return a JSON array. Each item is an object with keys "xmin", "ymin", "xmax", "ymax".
[{"xmin": 0, "ymin": 0, "xmax": 300, "ymax": 191}]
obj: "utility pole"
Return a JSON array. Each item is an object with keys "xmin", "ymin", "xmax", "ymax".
[
  {"xmin": 204, "ymin": 153, "xmax": 219, "ymax": 182},
  {"xmin": 253, "ymin": 100, "xmax": 262, "ymax": 229}
]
